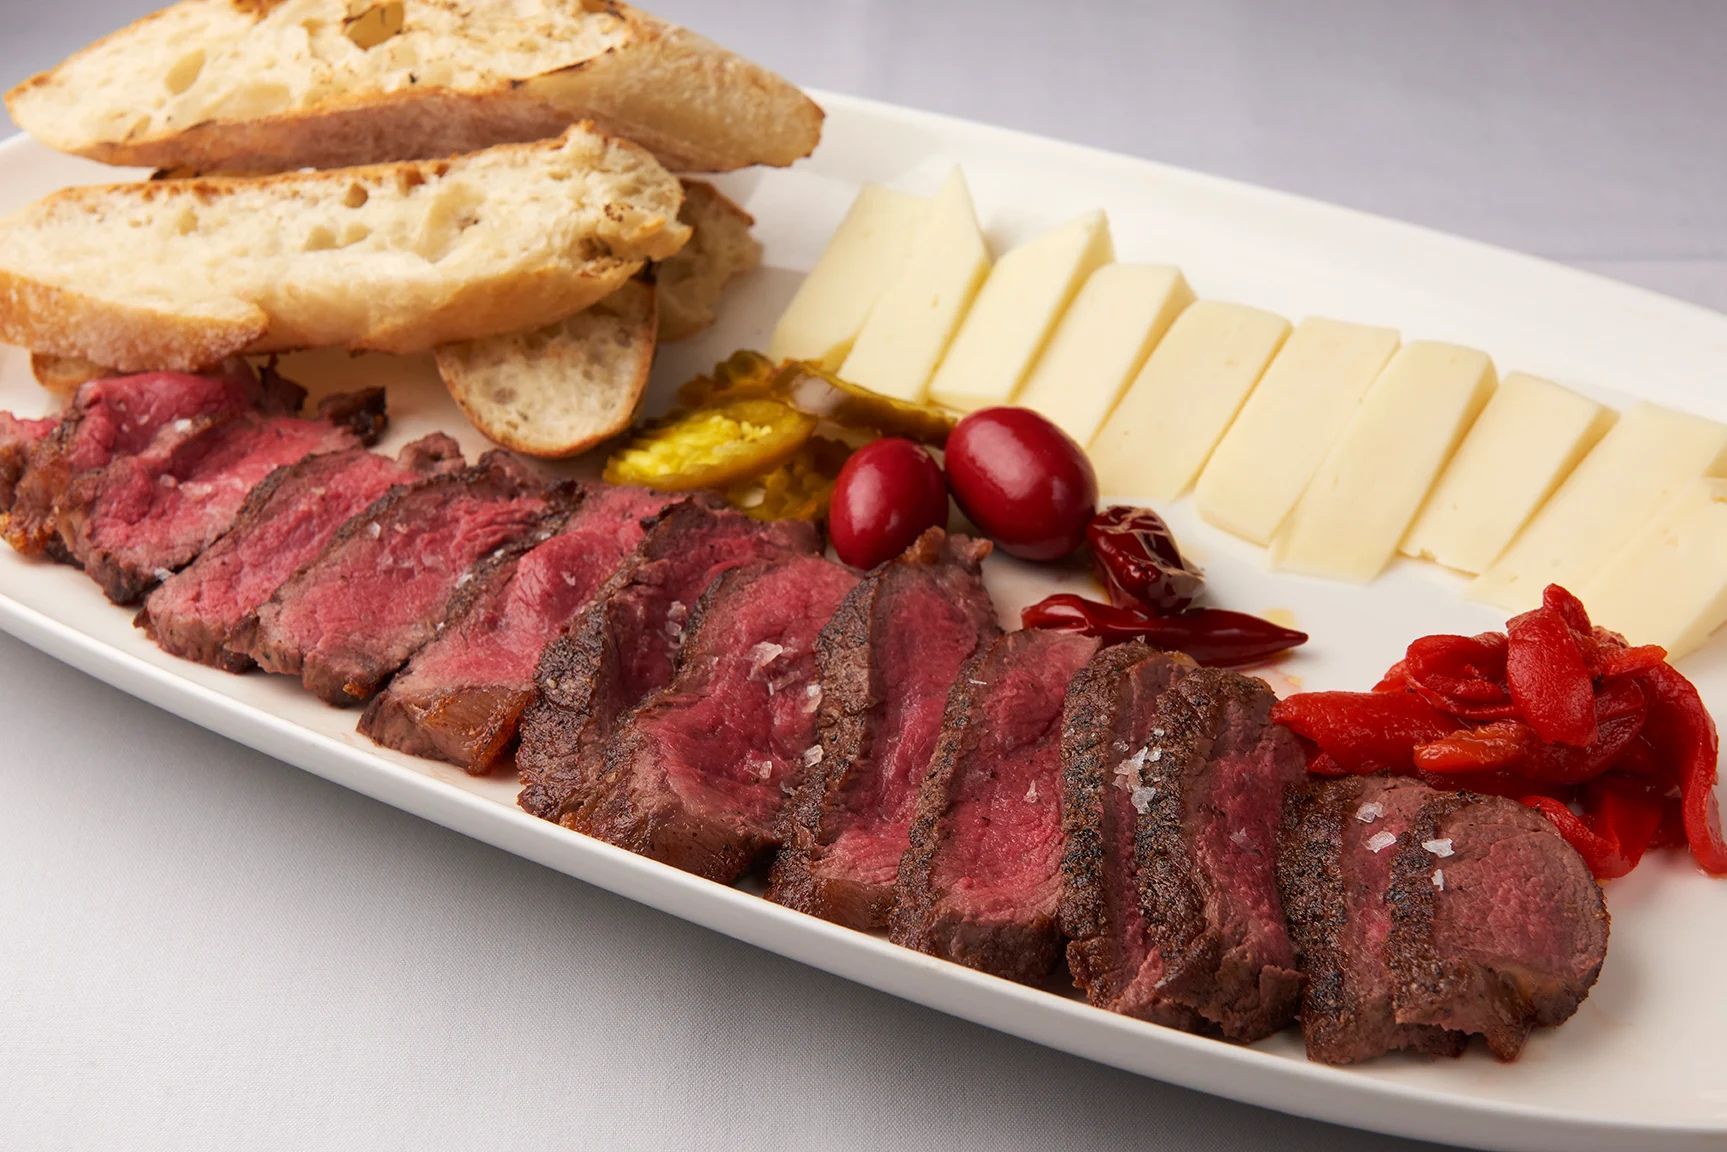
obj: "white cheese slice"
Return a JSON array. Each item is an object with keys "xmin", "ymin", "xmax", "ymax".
[
  {"xmin": 1579, "ymin": 477, "xmax": 1727, "ymax": 661},
  {"xmin": 1193, "ymin": 317, "xmax": 1400, "ymax": 546},
  {"xmin": 1470, "ymin": 402, "xmax": 1727, "ymax": 611},
  {"xmin": 1401, "ymin": 372, "xmax": 1615, "ymax": 574},
  {"xmin": 925, "ymin": 211, "xmax": 1114, "ymax": 412},
  {"xmin": 1016, "ymin": 264, "xmax": 1192, "ymax": 447},
  {"xmin": 1272, "ymin": 341, "xmax": 1496, "ymax": 582},
  {"xmin": 769, "ymin": 185, "xmax": 931, "ymax": 369},
  {"xmin": 839, "ymin": 170, "xmax": 992, "ymax": 402},
  {"xmin": 1089, "ymin": 300, "xmax": 1289, "ymax": 501}
]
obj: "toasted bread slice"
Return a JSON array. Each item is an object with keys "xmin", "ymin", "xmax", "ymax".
[
  {"xmin": 30, "ymin": 352, "xmax": 113, "ymax": 393},
  {"xmin": 656, "ymin": 181, "xmax": 763, "ymax": 342},
  {"xmin": 0, "ymin": 126, "xmax": 689, "ymax": 373},
  {"xmin": 6, "ymin": 1, "xmax": 823, "ymax": 175},
  {"xmin": 436, "ymin": 278, "xmax": 657, "ymax": 458}
]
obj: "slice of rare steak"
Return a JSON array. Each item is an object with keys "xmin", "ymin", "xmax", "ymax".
[
  {"xmin": 5, "ymin": 364, "xmax": 293, "ymax": 556},
  {"xmin": 580, "ymin": 555, "xmax": 859, "ymax": 881},
  {"xmin": 239, "ymin": 451, "xmax": 554, "ymax": 706},
  {"xmin": 1058, "ymin": 642, "xmax": 1201, "ymax": 1029},
  {"xmin": 515, "ymin": 501, "xmax": 819, "ymax": 821},
  {"xmin": 139, "ymin": 433, "xmax": 463, "ymax": 670},
  {"xmin": 768, "ymin": 529, "xmax": 999, "ymax": 932},
  {"xmin": 361, "ymin": 484, "xmax": 677, "ymax": 774},
  {"xmin": 1278, "ymin": 777, "xmax": 1464, "ymax": 1064},
  {"xmin": 61, "ymin": 390, "xmax": 389, "ymax": 604},
  {"xmin": 0, "ymin": 413, "xmax": 55, "ymax": 511},
  {"xmin": 1135, "ymin": 667, "xmax": 1306, "ymax": 1041},
  {"xmin": 891, "ymin": 629, "xmax": 1097, "ymax": 983},
  {"xmin": 1386, "ymin": 789, "xmax": 1609, "ymax": 1060}
]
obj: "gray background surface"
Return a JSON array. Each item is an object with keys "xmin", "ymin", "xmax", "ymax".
[{"xmin": 2, "ymin": 3, "xmax": 1724, "ymax": 1150}]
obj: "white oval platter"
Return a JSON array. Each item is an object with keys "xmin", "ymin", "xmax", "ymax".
[{"xmin": 1, "ymin": 91, "xmax": 1725, "ymax": 1152}]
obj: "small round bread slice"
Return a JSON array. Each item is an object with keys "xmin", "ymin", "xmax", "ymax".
[
  {"xmin": 436, "ymin": 279, "xmax": 658, "ymax": 459},
  {"xmin": 656, "ymin": 181, "xmax": 763, "ymax": 342}
]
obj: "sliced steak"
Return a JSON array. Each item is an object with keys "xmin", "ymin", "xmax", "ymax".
[
  {"xmin": 60, "ymin": 390, "xmax": 388, "ymax": 603},
  {"xmin": 1134, "ymin": 668, "xmax": 1305, "ymax": 1041},
  {"xmin": 1386, "ymin": 790, "xmax": 1609, "ymax": 1060},
  {"xmin": 139, "ymin": 433, "xmax": 462, "ymax": 670},
  {"xmin": 514, "ymin": 501, "xmax": 819, "ymax": 821},
  {"xmin": 239, "ymin": 452, "xmax": 554, "ymax": 706},
  {"xmin": 0, "ymin": 413, "xmax": 55, "ymax": 512},
  {"xmin": 1058, "ymin": 643, "xmax": 1202, "ymax": 1029},
  {"xmin": 5, "ymin": 364, "xmax": 291, "ymax": 556},
  {"xmin": 580, "ymin": 555, "xmax": 859, "ymax": 881},
  {"xmin": 1278, "ymin": 777, "xmax": 1464, "ymax": 1064},
  {"xmin": 891, "ymin": 629, "xmax": 1097, "ymax": 983},
  {"xmin": 768, "ymin": 529, "xmax": 1000, "ymax": 931},
  {"xmin": 361, "ymin": 484, "xmax": 676, "ymax": 774}
]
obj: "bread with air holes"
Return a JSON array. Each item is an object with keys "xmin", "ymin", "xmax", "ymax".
[
  {"xmin": 5, "ymin": 0, "xmax": 823, "ymax": 175},
  {"xmin": 0, "ymin": 126, "xmax": 689, "ymax": 373},
  {"xmin": 655, "ymin": 180, "xmax": 762, "ymax": 342}
]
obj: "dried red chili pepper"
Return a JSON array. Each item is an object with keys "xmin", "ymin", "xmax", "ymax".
[
  {"xmin": 1021, "ymin": 593, "xmax": 1306, "ymax": 668},
  {"xmin": 1637, "ymin": 661, "xmax": 1727, "ymax": 875},
  {"xmin": 1085, "ymin": 506, "xmax": 1205, "ymax": 613},
  {"xmin": 1506, "ymin": 601, "xmax": 1597, "ymax": 746},
  {"xmin": 1412, "ymin": 678, "xmax": 1645, "ymax": 784},
  {"xmin": 1271, "ymin": 691, "xmax": 1456, "ymax": 776},
  {"xmin": 1400, "ymin": 632, "xmax": 1517, "ymax": 719}
]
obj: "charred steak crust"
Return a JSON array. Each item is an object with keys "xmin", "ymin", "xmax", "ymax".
[
  {"xmin": 581, "ymin": 555, "xmax": 859, "ymax": 881},
  {"xmin": 1056, "ymin": 644, "xmax": 1201, "ymax": 1029},
  {"xmin": 767, "ymin": 529, "xmax": 999, "ymax": 932},
  {"xmin": 1386, "ymin": 791, "xmax": 1609, "ymax": 1061},
  {"xmin": 359, "ymin": 484, "xmax": 677, "ymax": 774},
  {"xmin": 1277, "ymin": 779, "xmax": 1355, "ymax": 1055},
  {"xmin": 313, "ymin": 388, "xmax": 390, "ymax": 446},
  {"xmin": 515, "ymin": 500, "xmax": 819, "ymax": 823},
  {"xmin": 239, "ymin": 451, "xmax": 555, "ymax": 705},
  {"xmin": 1137, "ymin": 668, "xmax": 1305, "ymax": 1041},
  {"xmin": 891, "ymin": 630, "xmax": 1097, "ymax": 984},
  {"xmin": 0, "ymin": 414, "xmax": 55, "ymax": 513}
]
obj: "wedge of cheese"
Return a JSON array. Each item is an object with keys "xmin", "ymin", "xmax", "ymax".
[
  {"xmin": 1272, "ymin": 342, "xmax": 1496, "ymax": 582},
  {"xmin": 1016, "ymin": 264, "xmax": 1192, "ymax": 447},
  {"xmin": 839, "ymin": 171, "xmax": 992, "ymax": 402},
  {"xmin": 925, "ymin": 211, "xmax": 1114, "ymax": 412},
  {"xmin": 1194, "ymin": 317, "xmax": 1400, "ymax": 545},
  {"xmin": 770, "ymin": 185, "xmax": 931, "ymax": 369},
  {"xmin": 1401, "ymin": 373, "xmax": 1615, "ymax": 574},
  {"xmin": 1579, "ymin": 478, "xmax": 1727, "ymax": 660},
  {"xmin": 1089, "ymin": 301, "xmax": 1289, "ymax": 501},
  {"xmin": 1470, "ymin": 402, "xmax": 1727, "ymax": 611}
]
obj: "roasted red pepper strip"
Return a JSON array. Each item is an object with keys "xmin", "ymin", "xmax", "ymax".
[
  {"xmin": 1021, "ymin": 593, "xmax": 1307, "ymax": 668},
  {"xmin": 1271, "ymin": 691, "xmax": 1456, "ymax": 776},
  {"xmin": 1523, "ymin": 778, "xmax": 1667, "ymax": 880},
  {"xmin": 1402, "ymin": 632, "xmax": 1518, "ymax": 719},
  {"xmin": 1638, "ymin": 661, "xmax": 1727, "ymax": 875},
  {"xmin": 1595, "ymin": 643, "xmax": 1668, "ymax": 679},
  {"xmin": 1506, "ymin": 603, "xmax": 1597, "ymax": 746},
  {"xmin": 1413, "ymin": 678, "xmax": 1645, "ymax": 784}
]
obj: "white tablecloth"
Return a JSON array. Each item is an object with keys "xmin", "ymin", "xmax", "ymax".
[{"xmin": 4, "ymin": 3, "xmax": 1725, "ymax": 1149}]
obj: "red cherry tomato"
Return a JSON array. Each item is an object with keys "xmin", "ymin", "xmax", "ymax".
[
  {"xmin": 943, "ymin": 407, "xmax": 1098, "ymax": 561},
  {"xmin": 829, "ymin": 438, "xmax": 949, "ymax": 569}
]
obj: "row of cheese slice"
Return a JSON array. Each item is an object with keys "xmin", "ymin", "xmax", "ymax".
[{"xmin": 768, "ymin": 171, "xmax": 1727, "ymax": 660}]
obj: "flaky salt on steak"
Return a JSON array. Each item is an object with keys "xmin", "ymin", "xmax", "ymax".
[
  {"xmin": 238, "ymin": 451, "xmax": 556, "ymax": 705},
  {"xmin": 139, "ymin": 433, "xmax": 462, "ymax": 670},
  {"xmin": 59, "ymin": 389, "xmax": 388, "ymax": 603},
  {"xmin": 1134, "ymin": 667, "xmax": 1305, "ymax": 1041},
  {"xmin": 891, "ymin": 630, "xmax": 1097, "ymax": 983},
  {"xmin": 361, "ymin": 484, "xmax": 676, "ymax": 774},
  {"xmin": 1278, "ymin": 777, "xmax": 1465, "ymax": 1063},
  {"xmin": 1058, "ymin": 643, "xmax": 1201, "ymax": 1029},
  {"xmin": 1386, "ymin": 790, "xmax": 1609, "ymax": 1060},
  {"xmin": 4, "ymin": 363, "xmax": 291, "ymax": 557},
  {"xmin": 768, "ymin": 530, "xmax": 1000, "ymax": 932},
  {"xmin": 580, "ymin": 555, "xmax": 859, "ymax": 881},
  {"xmin": 516, "ymin": 501, "xmax": 819, "ymax": 822}
]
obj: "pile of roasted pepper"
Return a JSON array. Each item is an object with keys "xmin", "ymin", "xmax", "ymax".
[
  {"xmin": 603, "ymin": 351, "xmax": 951, "ymax": 519},
  {"xmin": 1273, "ymin": 584, "xmax": 1726, "ymax": 879}
]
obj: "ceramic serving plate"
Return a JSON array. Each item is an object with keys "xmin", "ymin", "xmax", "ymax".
[{"xmin": 2, "ymin": 91, "xmax": 1724, "ymax": 1152}]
